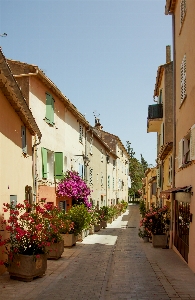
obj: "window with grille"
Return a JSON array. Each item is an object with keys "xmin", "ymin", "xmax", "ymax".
[
  {"xmin": 113, "ymin": 177, "xmax": 115, "ymax": 190},
  {"xmin": 181, "ymin": 54, "xmax": 186, "ymax": 103},
  {"xmin": 108, "ymin": 175, "xmax": 110, "ymax": 189},
  {"xmin": 89, "ymin": 138, "xmax": 93, "ymax": 155},
  {"xmin": 180, "ymin": 0, "xmax": 186, "ymax": 27},
  {"xmin": 79, "ymin": 124, "xmax": 84, "ymax": 143},
  {"xmin": 101, "ymin": 172, "xmax": 103, "ymax": 187}
]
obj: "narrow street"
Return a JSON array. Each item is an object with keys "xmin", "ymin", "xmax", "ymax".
[{"xmin": 1, "ymin": 205, "xmax": 195, "ymax": 300}]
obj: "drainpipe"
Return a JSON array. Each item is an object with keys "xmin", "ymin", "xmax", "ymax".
[
  {"xmin": 170, "ymin": 12, "xmax": 176, "ymax": 249},
  {"xmin": 85, "ymin": 127, "xmax": 91, "ymax": 182},
  {"xmin": 32, "ymin": 135, "xmax": 42, "ymax": 203}
]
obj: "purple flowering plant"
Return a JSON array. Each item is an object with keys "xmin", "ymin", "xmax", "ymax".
[{"xmin": 57, "ymin": 170, "xmax": 91, "ymax": 208}]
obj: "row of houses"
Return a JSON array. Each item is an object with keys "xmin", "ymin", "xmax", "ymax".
[
  {"xmin": 143, "ymin": 0, "xmax": 195, "ymax": 273},
  {"xmin": 0, "ymin": 47, "xmax": 130, "ymax": 222}
]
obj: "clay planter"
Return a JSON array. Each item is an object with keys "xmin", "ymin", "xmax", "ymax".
[
  {"xmin": 152, "ymin": 234, "xmax": 167, "ymax": 248},
  {"xmin": 94, "ymin": 224, "xmax": 101, "ymax": 232},
  {"xmin": 100, "ymin": 220, "xmax": 107, "ymax": 229},
  {"xmin": 76, "ymin": 230, "xmax": 85, "ymax": 242},
  {"xmin": 143, "ymin": 236, "xmax": 149, "ymax": 243},
  {"xmin": 61, "ymin": 233, "xmax": 77, "ymax": 247},
  {"xmin": 46, "ymin": 241, "xmax": 64, "ymax": 259},
  {"xmin": 8, "ymin": 253, "xmax": 47, "ymax": 282}
]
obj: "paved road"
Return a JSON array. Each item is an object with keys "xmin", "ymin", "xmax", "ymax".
[{"xmin": 1, "ymin": 205, "xmax": 195, "ymax": 300}]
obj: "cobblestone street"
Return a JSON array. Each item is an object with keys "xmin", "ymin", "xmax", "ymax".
[{"xmin": 1, "ymin": 205, "xmax": 195, "ymax": 300}]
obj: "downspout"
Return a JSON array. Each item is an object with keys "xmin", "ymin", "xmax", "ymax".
[
  {"xmin": 32, "ymin": 135, "xmax": 42, "ymax": 203},
  {"xmin": 85, "ymin": 127, "xmax": 91, "ymax": 183},
  {"xmin": 170, "ymin": 12, "xmax": 176, "ymax": 249}
]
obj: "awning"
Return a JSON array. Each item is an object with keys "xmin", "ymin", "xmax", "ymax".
[{"xmin": 160, "ymin": 186, "xmax": 192, "ymax": 199}]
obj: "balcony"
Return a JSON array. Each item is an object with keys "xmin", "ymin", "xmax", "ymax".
[{"xmin": 147, "ymin": 104, "xmax": 163, "ymax": 133}]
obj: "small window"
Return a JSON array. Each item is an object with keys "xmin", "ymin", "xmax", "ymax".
[
  {"xmin": 108, "ymin": 175, "xmax": 110, "ymax": 189},
  {"xmin": 101, "ymin": 172, "xmax": 103, "ymax": 187},
  {"xmin": 89, "ymin": 168, "xmax": 93, "ymax": 186},
  {"xmin": 59, "ymin": 201, "xmax": 66, "ymax": 212},
  {"xmin": 21, "ymin": 126, "xmax": 27, "ymax": 154},
  {"xmin": 168, "ymin": 155, "xmax": 173, "ymax": 185},
  {"xmin": 101, "ymin": 149, "xmax": 103, "ymax": 162},
  {"xmin": 113, "ymin": 159, "xmax": 116, "ymax": 168},
  {"xmin": 89, "ymin": 138, "xmax": 93, "ymax": 155},
  {"xmin": 79, "ymin": 124, "xmax": 84, "ymax": 143},
  {"xmin": 113, "ymin": 177, "xmax": 115, "ymax": 190},
  {"xmin": 45, "ymin": 93, "xmax": 54, "ymax": 125}
]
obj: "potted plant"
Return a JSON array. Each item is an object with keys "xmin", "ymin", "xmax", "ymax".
[
  {"xmin": 0, "ymin": 200, "xmax": 52, "ymax": 281},
  {"xmin": 98, "ymin": 206, "xmax": 109, "ymax": 228},
  {"xmin": 88, "ymin": 208, "xmax": 100, "ymax": 233},
  {"xmin": 58, "ymin": 212, "xmax": 76, "ymax": 247},
  {"xmin": 57, "ymin": 170, "xmax": 92, "ymax": 208},
  {"xmin": 43, "ymin": 204, "xmax": 64, "ymax": 259},
  {"xmin": 67, "ymin": 204, "xmax": 91, "ymax": 241},
  {"xmin": 141, "ymin": 205, "xmax": 170, "ymax": 247}
]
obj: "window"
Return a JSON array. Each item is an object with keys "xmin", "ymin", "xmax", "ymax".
[
  {"xmin": 21, "ymin": 126, "xmax": 27, "ymax": 154},
  {"xmin": 168, "ymin": 155, "xmax": 173, "ymax": 185},
  {"xmin": 101, "ymin": 172, "xmax": 103, "ymax": 187},
  {"xmin": 159, "ymin": 89, "xmax": 163, "ymax": 104},
  {"xmin": 178, "ymin": 133, "xmax": 190, "ymax": 168},
  {"xmin": 79, "ymin": 164, "xmax": 84, "ymax": 179},
  {"xmin": 113, "ymin": 160, "xmax": 116, "ymax": 169},
  {"xmin": 79, "ymin": 124, "xmax": 84, "ymax": 143},
  {"xmin": 59, "ymin": 201, "xmax": 66, "ymax": 212},
  {"xmin": 113, "ymin": 177, "xmax": 115, "ymax": 190},
  {"xmin": 45, "ymin": 93, "xmax": 54, "ymax": 125},
  {"xmin": 41, "ymin": 148, "xmax": 63, "ymax": 179},
  {"xmin": 89, "ymin": 168, "xmax": 93, "ymax": 186},
  {"xmin": 101, "ymin": 149, "xmax": 103, "ymax": 162},
  {"xmin": 89, "ymin": 138, "xmax": 93, "ymax": 155},
  {"xmin": 181, "ymin": 54, "xmax": 186, "ymax": 103},
  {"xmin": 180, "ymin": 0, "xmax": 186, "ymax": 27},
  {"xmin": 108, "ymin": 175, "xmax": 110, "ymax": 189}
]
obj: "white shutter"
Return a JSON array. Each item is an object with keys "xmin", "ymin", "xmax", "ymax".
[
  {"xmin": 190, "ymin": 124, "xmax": 195, "ymax": 160},
  {"xmin": 178, "ymin": 139, "xmax": 183, "ymax": 168}
]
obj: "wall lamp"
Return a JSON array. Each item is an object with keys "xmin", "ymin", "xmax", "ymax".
[{"xmin": 75, "ymin": 154, "xmax": 90, "ymax": 166}]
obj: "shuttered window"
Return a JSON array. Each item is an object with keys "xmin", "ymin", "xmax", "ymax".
[
  {"xmin": 21, "ymin": 126, "xmax": 27, "ymax": 154},
  {"xmin": 45, "ymin": 93, "xmax": 54, "ymax": 125},
  {"xmin": 55, "ymin": 152, "xmax": 64, "ymax": 179},
  {"xmin": 41, "ymin": 147, "xmax": 48, "ymax": 178},
  {"xmin": 180, "ymin": 0, "xmax": 186, "ymax": 27},
  {"xmin": 108, "ymin": 175, "xmax": 110, "ymax": 189},
  {"xmin": 190, "ymin": 124, "xmax": 195, "ymax": 161},
  {"xmin": 181, "ymin": 54, "xmax": 186, "ymax": 103},
  {"xmin": 89, "ymin": 168, "xmax": 93, "ymax": 186}
]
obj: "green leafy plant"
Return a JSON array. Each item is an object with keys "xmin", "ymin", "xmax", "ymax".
[{"xmin": 67, "ymin": 204, "xmax": 91, "ymax": 235}]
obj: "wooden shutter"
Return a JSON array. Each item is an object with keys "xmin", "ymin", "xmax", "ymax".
[
  {"xmin": 21, "ymin": 126, "xmax": 27, "ymax": 153},
  {"xmin": 178, "ymin": 139, "xmax": 183, "ymax": 168},
  {"xmin": 55, "ymin": 152, "xmax": 63, "ymax": 179},
  {"xmin": 46, "ymin": 93, "xmax": 54, "ymax": 125},
  {"xmin": 41, "ymin": 147, "xmax": 48, "ymax": 178},
  {"xmin": 190, "ymin": 124, "xmax": 195, "ymax": 161}
]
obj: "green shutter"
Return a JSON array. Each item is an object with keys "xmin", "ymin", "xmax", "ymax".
[
  {"xmin": 41, "ymin": 147, "xmax": 48, "ymax": 178},
  {"xmin": 55, "ymin": 152, "xmax": 63, "ymax": 179},
  {"xmin": 46, "ymin": 93, "xmax": 54, "ymax": 125}
]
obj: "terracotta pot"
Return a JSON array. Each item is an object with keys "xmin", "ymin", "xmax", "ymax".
[
  {"xmin": 8, "ymin": 253, "xmax": 47, "ymax": 282},
  {"xmin": 45, "ymin": 241, "xmax": 64, "ymax": 259},
  {"xmin": 61, "ymin": 233, "xmax": 77, "ymax": 247},
  {"xmin": 89, "ymin": 225, "xmax": 94, "ymax": 235}
]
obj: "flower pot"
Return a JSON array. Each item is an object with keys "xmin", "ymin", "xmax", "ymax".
[
  {"xmin": 108, "ymin": 218, "xmax": 113, "ymax": 224},
  {"xmin": 152, "ymin": 234, "xmax": 167, "ymax": 248},
  {"xmin": 61, "ymin": 233, "xmax": 77, "ymax": 247},
  {"xmin": 100, "ymin": 220, "xmax": 107, "ymax": 229},
  {"xmin": 85, "ymin": 229, "xmax": 89, "ymax": 237},
  {"xmin": 89, "ymin": 225, "xmax": 94, "ymax": 235},
  {"xmin": 45, "ymin": 241, "xmax": 64, "ymax": 259},
  {"xmin": 8, "ymin": 253, "xmax": 47, "ymax": 282},
  {"xmin": 94, "ymin": 224, "xmax": 101, "ymax": 232},
  {"xmin": 143, "ymin": 236, "xmax": 149, "ymax": 243}
]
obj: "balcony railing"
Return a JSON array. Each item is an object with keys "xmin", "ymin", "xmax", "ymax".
[{"xmin": 148, "ymin": 104, "xmax": 163, "ymax": 119}]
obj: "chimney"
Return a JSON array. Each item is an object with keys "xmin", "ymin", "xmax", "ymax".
[
  {"xmin": 94, "ymin": 117, "xmax": 102, "ymax": 130},
  {"xmin": 166, "ymin": 45, "xmax": 171, "ymax": 63}
]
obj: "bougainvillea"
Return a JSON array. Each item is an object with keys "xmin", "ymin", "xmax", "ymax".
[{"xmin": 57, "ymin": 170, "xmax": 91, "ymax": 208}]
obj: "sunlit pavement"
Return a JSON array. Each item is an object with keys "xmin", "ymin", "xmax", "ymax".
[{"xmin": 1, "ymin": 205, "xmax": 195, "ymax": 300}]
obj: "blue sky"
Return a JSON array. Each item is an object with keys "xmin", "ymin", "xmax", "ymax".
[{"xmin": 0, "ymin": 0, "xmax": 172, "ymax": 165}]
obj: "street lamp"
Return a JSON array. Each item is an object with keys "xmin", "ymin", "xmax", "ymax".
[{"xmin": 0, "ymin": 33, "xmax": 7, "ymax": 37}]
